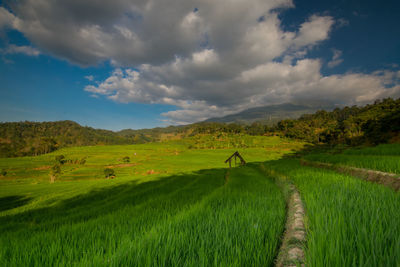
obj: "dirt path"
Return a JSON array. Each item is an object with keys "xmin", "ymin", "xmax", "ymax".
[{"xmin": 301, "ymin": 159, "xmax": 400, "ymax": 191}]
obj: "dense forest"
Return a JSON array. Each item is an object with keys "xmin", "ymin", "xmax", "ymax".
[
  {"xmin": 1, "ymin": 98, "xmax": 399, "ymax": 157},
  {"xmin": 0, "ymin": 121, "xmax": 134, "ymax": 157},
  {"xmin": 277, "ymin": 98, "xmax": 400, "ymax": 145},
  {"xmin": 169, "ymin": 98, "xmax": 400, "ymax": 146}
]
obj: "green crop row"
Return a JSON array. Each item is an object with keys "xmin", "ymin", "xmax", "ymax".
[
  {"xmin": 0, "ymin": 136, "xmax": 305, "ymax": 184},
  {"xmin": 304, "ymin": 153, "xmax": 400, "ymax": 174},
  {"xmin": 265, "ymin": 159, "xmax": 400, "ymax": 266},
  {"xmin": 341, "ymin": 143, "xmax": 400, "ymax": 156},
  {"xmin": 0, "ymin": 165, "xmax": 285, "ymax": 266}
]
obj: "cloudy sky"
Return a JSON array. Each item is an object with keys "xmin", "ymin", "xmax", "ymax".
[{"xmin": 1, "ymin": 0, "xmax": 399, "ymax": 130}]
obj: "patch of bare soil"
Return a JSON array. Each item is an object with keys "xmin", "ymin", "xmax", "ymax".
[
  {"xmin": 105, "ymin": 163, "xmax": 138, "ymax": 169},
  {"xmin": 33, "ymin": 166, "xmax": 51, "ymax": 170},
  {"xmin": 301, "ymin": 160, "xmax": 400, "ymax": 191}
]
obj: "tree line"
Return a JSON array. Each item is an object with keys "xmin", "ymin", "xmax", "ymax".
[
  {"xmin": 0, "ymin": 121, "xmax": 134, "ymax": 157},
  {"xmin": 276, "ymin": 98, "xmax": 400, "ymax": 145},
  {"xmin": 1, "ymin": 98, "xmax": 399, "ymax": 157}
]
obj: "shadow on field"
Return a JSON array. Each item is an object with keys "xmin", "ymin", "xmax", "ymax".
[
  {"xmin": 0, "ymin": 168, "xmax": 225, "ymax": 233},
  {"xmin": 0, "ymin": 195, "xmax": 32, "ymax": 212}
]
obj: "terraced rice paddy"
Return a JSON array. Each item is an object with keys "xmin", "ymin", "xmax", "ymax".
[
  {"xmin": 1, "ymin": 137, "xmax": 400, "ymax": 266},
  {"xmin": 265, "ymin": 159, "xmax": 400, "ymax": 266},
  {"xmin": 304, "ymin": 143, "xmax": 400, "ymax": 174},
  {"xmin": 0, "ymin": 136, "xmax": 298, "ymax": 266}
]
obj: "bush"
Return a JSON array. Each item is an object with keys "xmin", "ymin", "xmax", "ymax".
[
  {"xmin": 1, "ymin": 169, "xmax": 6, "ymax": 176},
  {"xmin": 122, "ymin": 156, "xmax": 130, "ymax": 163},
  {"xmin": 55, "ymin": 155, "xmax": 66, "ymax": 164},
  {"xmin": 49, "ymin": 164, "xmax": 61, "ymax": 183},
  {"xmin": 104, "ymin": 168, "xmax": 115, "ymax": 178},
  {"xmin": 51, "ymin": 164, "xmax": 61, "ymax": 176}
]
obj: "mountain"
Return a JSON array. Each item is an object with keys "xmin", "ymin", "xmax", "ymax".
[{"xmin": 205, "ymin": 103, "xmax": 332, "ymax": 124}]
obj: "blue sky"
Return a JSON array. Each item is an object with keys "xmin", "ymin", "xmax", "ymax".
[{"xmin": 0, "ymin": 0, "xmax": 399, "ymax": 130}]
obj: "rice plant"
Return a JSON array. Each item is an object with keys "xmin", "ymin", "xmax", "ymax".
[
  {"xmin": 265, "ymin": 159, "xmax": 400, "ymax": 266},
  {"xmin": 304, "ymin": 143, "xmax": 400, "ymax": 174},
  {"xmin": 0, "ymin": 165, "xmax": 286, "ymax": 266}
]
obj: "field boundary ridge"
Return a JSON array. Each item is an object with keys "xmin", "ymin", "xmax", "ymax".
[
  {"xmin": 259, "ymin": 165, "xmax": 306, "ymax": 267},
  {"xmin": 300, "ymin": 159, "xmax": 400, "ymax": 191}
]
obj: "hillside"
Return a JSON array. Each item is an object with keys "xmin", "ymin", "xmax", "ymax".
[
  {"xmin": 277, "ymin": 98, "xmax": 400, "ymax": 144},
  {"xmin": 205, "ymin": 103, "xmax": 330, "ymax": 124},
  {"xmin": 1, "ymin": 98, "xmax": 399, "ymax": 158},
  {"xmin": 0, "ymin": 121, "xmax": 134, "ymax": 157}
]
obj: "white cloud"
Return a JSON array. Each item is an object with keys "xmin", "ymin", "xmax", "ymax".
[
  {"xmin": 85, "ymin": 75, "xmax": 94, "ymax": 81},
  {"xmin": 0, "ymin": 7, "xmax": 16, "ymax": 29},
  {"xmin": 2, "ymin": 1, "xmax": 399, "ymax": 124},
  {"xmin": 327, "ymin": 49, "xmax": 343, "ymax": 68},
  {"xmin": 86, "ymin": 57, "xmax": 400, "ymax": 124},
  {"xmin": 3, "ymin": 44, "xmax": 40, "ymax": 56},
  {"xmin": 293, "ymin": 15, "xmax": 334, "ymax": 48}
]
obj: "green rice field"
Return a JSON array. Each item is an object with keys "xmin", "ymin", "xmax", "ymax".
[
  {"xmin": 0, "ymin": 136, "xmax": 299, "ymax": 266},
  {"xmin": 265, "ymin": 159, "xmax": 400, "ymax": 266},
  {"xmin": 1, "ymin": 136, "xmax": 400, "ymax": 266},
  {"xmin": 304, "ymin": 143, "xmax": 400, "ymax": 174}
]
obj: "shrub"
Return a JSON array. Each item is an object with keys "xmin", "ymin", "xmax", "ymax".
[
  {"xmin": 55, "ymin": 155, "xmax": 66, "ymax": 164},
  {"xmin": 51, "ymin": 164, "xmax": 61, "ymax": 176},
  {"xmin": 122, "ymin": 156, "xmax": 130, "ymax": 163},
  {"xmin": 1, "ymin": 169, "xmax": 6, "ymax": 176},
  {"xmin": 50, "ymin": 164, "xmax": 61, "ymax": 183},
  {"xmin": 104, "ymin": 168, "xmax": 115, "ymax": 179}
]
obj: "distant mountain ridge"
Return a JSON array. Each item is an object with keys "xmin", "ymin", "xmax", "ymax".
[{"xmin": 205, "ymin": 103, "xmax": 332, "ymax": 124}]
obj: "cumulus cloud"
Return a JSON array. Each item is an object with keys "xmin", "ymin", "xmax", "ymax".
[
  {"xmin": 293, "ymin": 15, "xmax": 334, "ymax": 48},
  {"xmin": 2, "ymin": 1, "xmax": 399, "ymax": 124},
  {"xmin": 0, "ymin": 7, "xmax": 17, "ymax": 29},
  {"xmin": 85, "ymin": 58, "xmax": 400, "ymax": 124}
]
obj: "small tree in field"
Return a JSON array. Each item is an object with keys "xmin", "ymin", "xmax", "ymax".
[
  {"xmin": 104, "ymin": 168, "xmax": 115, "ymax": 179},
  {"xmin": 55, "ymin": 155, "xmax": 66, "ymax": 164},
  {"xmin": 1, "ymin": 169, "xmax": 6, "ymax": 176},
  {"xmin": 122, "ymin": 156, "xmax": 130, "ymax": 163},
  {"xmin": 50, "ymin": 164, "xmax": 61, "ymax": 183}
]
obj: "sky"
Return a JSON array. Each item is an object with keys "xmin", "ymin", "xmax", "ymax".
[{"xmin": 0, "ymin": 0, "xmax": 399, "ymax": 131}]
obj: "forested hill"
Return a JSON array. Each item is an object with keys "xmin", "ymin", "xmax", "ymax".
[
  {"xmin": 0, "ymin": 121, "xmax": 135, "ymax": 157},
  {"xmin": 1, "ymin": 98, "xmax": 399, "ymax": 157},
  {"xmin": 277, "ymin": 98, "xmax": 400, "ymax": 145}
]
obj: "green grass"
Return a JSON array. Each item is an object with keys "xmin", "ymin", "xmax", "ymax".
[
  {"xmin": 0, "ymin": 136, "xmax": 304, "ymax": 216},
  {"xmin": 265, "ymin": 159, "xmax": 400, "ymax": 266},
  {"xmin": 0, "ymin": 165, "xmax": 286, "ymax": 266},
  {"xmin": 110, "ymin": 165, "xmax": 285, "ymax": 266},
  {"xmin": 5, "ymin": 136, "xmax": 399, "ymax": 265},
  {"xmin": 0, "ymin": 135, "xmax": 304, "ymax": 183},
  {"xmin": 0, "ymin": 136, "xmax": 300, "ymax": 266},
  {"xmin": 341, "ymin": 143, "xmax": 400, "ymax": 156},
  {"xmin": 304, "ymin": 143, "xmax": 400, "ymax": 174}
]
